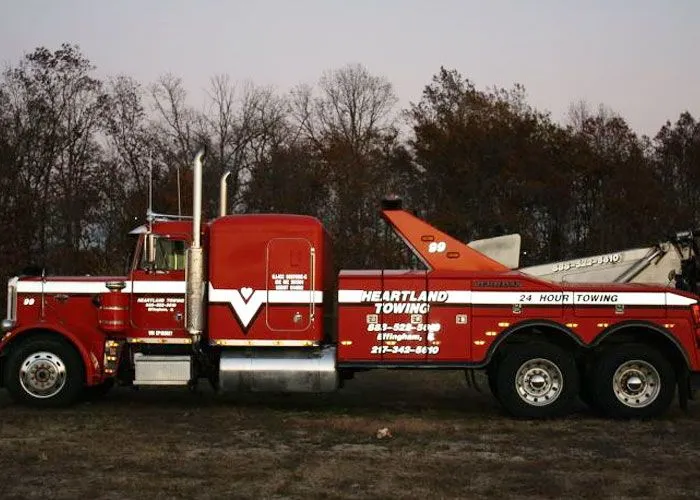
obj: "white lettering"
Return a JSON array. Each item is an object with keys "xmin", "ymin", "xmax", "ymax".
[
  {"xmin": 428, "ymin": 241, "xmax": 447, "ymax": 253},
  {"xmin": 374, "ymin": 303, "xmax": 431, "ymax": 314},
  {"xmin": 575, "ymin": 293, "xmax": 619, "ymax": 303},
  {"xmin": 538, "ymin": 293, "xmax": 563, "ymax": 302},
  {"xmin": 147, "ymin": 330, "xmax": 173, "ymax": 337},
  {"xmin": 358, "ymin": 290, "xmax": 449, "ymax": 303}
]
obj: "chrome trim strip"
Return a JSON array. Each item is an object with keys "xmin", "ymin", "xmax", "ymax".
[
  {"xmin": 212, "ymin": 339, "xmax": 319, "ymax": 347},
  {"xmin": 15, "ymin": 280, "xmax": 188, "ymax": 295},
  {"xmin": 336, "ymin": 289, "xmax": 694, "ymax": 307},
  {"xmin": 126, "ymin": 337, "xmax": 193, "ymax": 344}
]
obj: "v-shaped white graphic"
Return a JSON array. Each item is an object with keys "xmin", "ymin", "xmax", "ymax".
[
  {"xmin": 208, "ymin": 285, "xmax": 266, "ymax": 328},
  {"xmin": 208, "ymin": 284, "xmax": 325, "ymax": 329}
]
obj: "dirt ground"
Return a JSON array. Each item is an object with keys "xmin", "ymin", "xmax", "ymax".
[{"xmin": 0, "ymin": 370, "xmax": 699, "ymax": 500}]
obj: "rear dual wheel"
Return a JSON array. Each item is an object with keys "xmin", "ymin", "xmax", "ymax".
[
  {"xmin": 494, "ymin": 342, "xmax": 579, "ymax": 418},
  {"xmin": 587, "ymin": 344, "xmax": 675, "ymax": 419}
]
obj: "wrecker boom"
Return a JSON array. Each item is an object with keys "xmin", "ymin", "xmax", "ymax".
[
  {"xmin": 471, "ymin": 230, "xmax": 700, "ymax": 293},
  {"xmin": 380, "ymin": 201, "xmax": 508, "ymax": 272}
]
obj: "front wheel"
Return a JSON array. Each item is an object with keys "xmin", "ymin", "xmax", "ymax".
[
  {"xmin": 590, "ymin": 344, "xmax": 675, "ymax": 419},
  {"xmin": 495, "ymin": 342, "xmax": 579, "ymax": 418},
  {"xmin": 5, "ymin": 336, "xmax": 84, "ymax": 407}
]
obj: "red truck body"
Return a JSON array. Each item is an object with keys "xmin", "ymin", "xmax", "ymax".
[{"xmin": 2, "ymin": 152, "xmax": 699, "ymax": 418}]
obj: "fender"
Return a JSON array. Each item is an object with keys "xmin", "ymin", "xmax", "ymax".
[
  {"xmin": 480, "ymin": 319, "xmax": 585, "ymax": 366},
  {"xmin": 592, "ymin": 320, "xmax": 692, "ymax": 368},
  {"xmin": 0, "ymin": 322, "xmax": 104, "ymax": 384}
]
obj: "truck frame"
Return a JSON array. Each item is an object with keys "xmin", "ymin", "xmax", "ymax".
[{"xmin": 1, "ymin": 151, "xmax": 699, "ymax": 418}]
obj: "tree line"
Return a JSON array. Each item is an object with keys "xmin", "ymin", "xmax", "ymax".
[{"xmin": 0, "ymin": 44, "xmax": 699, "ymax": 293}]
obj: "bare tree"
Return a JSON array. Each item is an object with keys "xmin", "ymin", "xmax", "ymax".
[
  {"xmin": 292, "ymin": 63, "xmax": 397, "ymax": 153},
  {"xmin": 103, "ymin": 75, "xmax": 152, "ymax": 191},
  {"xmin": 150, "ymin": 73, "xmax": 198, "ymax": 170},
  {"xmin": 201, "ymin": 76, "xmax": 290, "ymax": 214},
  {"xmin": 1, "ymin": 44, "xmax": 108, "ymax": 272},
  {"xmin": 567, "ymin": 100, "xmax": 618, "ymax": 133},
  {"xmin": 289, "ymin": 64, "xmax": 405, "ymax": 268}
]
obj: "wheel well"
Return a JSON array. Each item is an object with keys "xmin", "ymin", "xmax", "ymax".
[
  {"xmin": 486, "ymin": 322, "xmax": 584, "ymax": 370},
  {"xmin": 0, "ymin": 329, "xmax": 86, "ymax": 386},
  {"xmin": 591, "ymin": 324, "xmax": 689, "ymax": 376}
]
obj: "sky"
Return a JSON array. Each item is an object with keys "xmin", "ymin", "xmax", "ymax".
[{"xmin": 1, "ymin": 0, "xmax": 698, "ymax": 136}]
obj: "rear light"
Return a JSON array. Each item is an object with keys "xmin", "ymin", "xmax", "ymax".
[
  {"xmin": 692, "ymin": 305, "xmax": 700, "ymax": 346},
  {"xmin": 692, "ymin": 304, "xmax": 700, "ymax": 325},
  {"xmin": 103, "ymin": 340, "xmax": 122, "ymax": 375}
]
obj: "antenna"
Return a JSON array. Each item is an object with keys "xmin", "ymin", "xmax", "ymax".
[
  {"xmin": 41, "ymin": 266, "xmax": 46, "ymax": 319},
  {"xmin": 147, "ymin": 155, "xmax": 154, "ymax": 226},
  {"xmin": 177, "ymin": 163, "xmax": 182, "ymax": 217},
  {"xmin": 142, "ymin": 152, "xmax": 192, "ymax": 223}
]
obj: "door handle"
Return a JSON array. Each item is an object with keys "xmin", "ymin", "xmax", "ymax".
[{"xmin": 54, "ymin": 294, "xmax": 69, "ymax": 302}]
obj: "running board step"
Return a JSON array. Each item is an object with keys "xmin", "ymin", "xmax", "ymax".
[{"xmin": 134, "ymin": 353, "xmax": 191, "ymax": 385}]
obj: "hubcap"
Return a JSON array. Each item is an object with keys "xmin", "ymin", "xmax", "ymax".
[
  {"xmin": 515, "ymin": 358, "xmax": 563, "ymax": 406},
  {"xmin": 19, "ymin": 352, "xmax": 67, "ymax": 399},
  {"xmin": 612, "ymin": 360, "xmax": 660, "ymax": 408},
  {"xmin": 626, "ymin": 376, "xmax": 643, "ymax": 392}
]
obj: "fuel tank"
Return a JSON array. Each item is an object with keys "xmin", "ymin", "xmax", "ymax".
[{"xmin": 218, "ymin": 346, "xmax": 338, "ymax": 393}]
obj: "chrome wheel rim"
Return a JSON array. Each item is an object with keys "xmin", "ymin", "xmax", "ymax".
[
  {"xmin": 19, "ymin": 351, "xmax": 67, "ymax": 399},
  {"xmin": 612, "ymin": 360, "xmax": 660, "ymax": 408},
  {"xmin": 515, "ymin": 358, "xmax": 563, "ymax": 406}
]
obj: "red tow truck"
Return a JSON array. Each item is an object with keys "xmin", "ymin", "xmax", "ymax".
[{"xmin": 1, "ymin": 151, "xmax": 699, "ymax": 418}]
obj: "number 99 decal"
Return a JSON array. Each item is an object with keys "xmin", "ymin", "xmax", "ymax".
[{"xmin": 428, "ymin": 241, "xmax": 447, "ymax": 253}]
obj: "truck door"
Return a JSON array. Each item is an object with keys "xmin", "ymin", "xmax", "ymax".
[
  {"xmin": 427, "ymin": 276, "xmax": 471, "ymax": 362},
  {"xmin": 266, "ymin": 237, "xmax": 315, "ymax": 332},
  {"xmin": 129, "ymin": 235, "xmax": 188, "ymax": 341}
]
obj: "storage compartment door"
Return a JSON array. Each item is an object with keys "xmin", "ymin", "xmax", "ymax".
[{"xmin": 266, "ymin": 238, "xmax": 314, "ymax": 331}]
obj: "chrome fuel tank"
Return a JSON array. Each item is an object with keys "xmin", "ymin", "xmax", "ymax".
[{"xmin": 219, "ymin": 346, "xmax": 338, "ymax": 393}]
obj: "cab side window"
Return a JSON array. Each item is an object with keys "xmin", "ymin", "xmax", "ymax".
[
  {"xmin": 156, "ymin": 239, "xmax": 187, "ymax": 271},
  {"xmin": 140, "ymin": 237, "xmax": 188, "ymax": 271}
]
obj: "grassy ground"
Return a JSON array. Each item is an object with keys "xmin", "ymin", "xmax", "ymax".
[{"xmin": 0, "ymin": 370, "xmax": 699, "ymax": 499}]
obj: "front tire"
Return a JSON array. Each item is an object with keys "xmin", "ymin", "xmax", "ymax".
[
  {"xmin": 5, "ymin": 336, "xmax": 84, "ymax": 407},
  {"xmin": 495, "ymin": 342, "xmax": 579, "ymax": 418},
  {"xmin": 590, "ymin": 344, "xmax": 675, "ymax": 419}
]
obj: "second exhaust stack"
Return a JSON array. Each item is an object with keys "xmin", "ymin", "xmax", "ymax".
[{"xmin": 186, "ymin": 149, "xmax": 206, "ymax": 341}]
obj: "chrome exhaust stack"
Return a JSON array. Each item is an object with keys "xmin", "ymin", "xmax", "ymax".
[
  {"xmin": 219, "ymin": 171, "xmax": 231, "ymax": 217},
  {"xmin": 186, "ymin": 149, "xmax": 206, "ymax": 343}
]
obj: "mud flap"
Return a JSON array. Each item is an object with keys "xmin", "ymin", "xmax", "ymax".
[
  {"xmin": 678, "ymin": 370, "xmax": 696, "ymax": 411},
  {"xmin": 689, "ymin": 372, "xmax": 700, "ymax": 400},
  {"xmin": 679, "ymin": 376, "xmax": 689, "ymax": 411}
]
